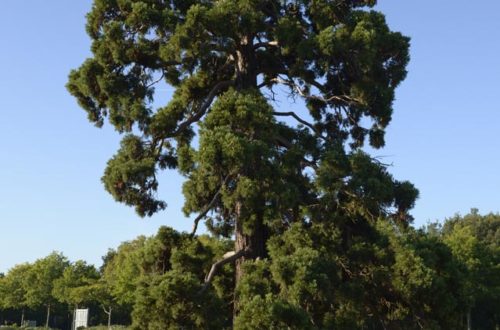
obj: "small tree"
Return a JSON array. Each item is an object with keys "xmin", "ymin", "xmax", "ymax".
[
  {"xmin": 25, "ymin": 252, "xmax": 69, "ymax": 328},
  {"xmin": 53, "ymin": 260, "xmax": 100, "ymax": 309},
  {"xmin": 88, "ymin": 279, "xmax": 116, "ymax": 329},
  {"xmin": 53, "ymin": 260, "xmax": 100, "ymax": 329},
  {"xmin": 0, "ymin": 263, "xmax": 32, "ymax": 326}
]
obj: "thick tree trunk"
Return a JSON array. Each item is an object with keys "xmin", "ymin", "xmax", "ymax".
[
  {"xmin": 232, "ymin": 35, "xmax": 265, "ymax": 320},
  {"xmin": 45, "ymin": 303, "xmax": 51, "ymax": 328},
  {"xmin": 467, "ymin": 308, "xmax": 472, "ymax": 330},
  {"xmin": 235, "ymin": 36, "xmax": 257, "ymax": 90},
  {"xmin": 233, "ymin": 202, "xmax": 267, "ymax": 318},
  {"xmin": 233, "ymin": 36, "xmax": 262, "ymax": 285},
  {"xmin": 234, "ymin": 216, "xmax": 266, "ymax": 282}
]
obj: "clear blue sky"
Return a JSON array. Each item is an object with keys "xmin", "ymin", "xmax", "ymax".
[{"xmin": 1, "ymin": 1, "xmax": 499, "ymax": 273}]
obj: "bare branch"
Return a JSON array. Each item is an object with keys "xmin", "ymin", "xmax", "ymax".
[
  {"xmin": 271, "ymin": 76, "xmax": 362, "ymax": 106},
  {"xmin": 254, "ymin": 40, "xmax": 279, "ymax": 49},
  {"xmin": 190, "ymin": 175, "xmax": 231, "ymax": 238},
  {"xmin": 272, "ymin": 111, "xmax": 325, "ymax": 140},
  {"xmin": 199, "ymin": 249, "xmax": 248, "ymax": 294},
  {"xmin": 146, "ymin": 70, "xmax": 165, "ymax": 88},
  {"xmin": 101, "ymin": 305, "xmax": 111, "ymax": 316}
]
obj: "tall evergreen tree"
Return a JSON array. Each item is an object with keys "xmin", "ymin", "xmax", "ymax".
[{"xmin": 68, "ymin": 0, "xmax": 418, "ymax": 324}]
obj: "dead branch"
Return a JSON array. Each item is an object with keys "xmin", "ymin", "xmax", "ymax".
[
  {"xmin": 272, "ymin": 111, "xmax": 325, "ymax": 140},
  {"xmin": 199, "ymin": 249, "xmax": 248, "ymax": 294},
  {"xmin": 253, "ymin": 40, "xmax": 279, "ymax": 49},
  {"xmin": 271, "ymin": 76, "xmax": 362, "ymax": 106}
]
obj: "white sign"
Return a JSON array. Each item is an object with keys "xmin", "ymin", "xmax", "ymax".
[{"xmin": 74, "ymin": 308, "xmax": 89, "ymax": 329}]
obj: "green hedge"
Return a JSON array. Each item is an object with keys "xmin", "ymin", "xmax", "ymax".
[{"xmin": 85, "ymin": 326, "xmax": 131, "ymax": 330}]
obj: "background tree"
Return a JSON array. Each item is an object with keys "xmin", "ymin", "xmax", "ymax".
[
  {"xmin": 101, "ymin": 237, "xmax": 146, "ymax": 308},
  {"xmin": 53, "ymin": 259, "xmax": 101, "ymax": 329},
  {"xmin": 87, "ymin": 278, "xmax": 117, "ymax": 329},
  {"xmin": 25, "ymin": 252, "xmax": 69, "ymax": 328},
  {"xmin": 440, "ymin": 210, "xmax": 500, "ymax": 329},
  {"xmin": 0, "ymin": 263, "xmax": 32, "ymax": 326},
  {"xmin": 67, "ymin": 0, "xmax": 417, "ymax": 325},
  {"xmin": 53, "ymin": 260, "xmax": 100, "ymax": 309}
]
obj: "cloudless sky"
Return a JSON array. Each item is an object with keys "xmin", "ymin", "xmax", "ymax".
[{"xmin": 1, "ymin": 1, "xmax": 499, "ymax": 273}]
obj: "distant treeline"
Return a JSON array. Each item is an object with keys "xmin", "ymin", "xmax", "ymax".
[{"xmin": 1, "ymin": 210, "xmax": 499, "ymax": 329}]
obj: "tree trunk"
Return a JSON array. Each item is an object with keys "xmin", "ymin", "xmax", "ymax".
[
  {"xmin": 107, "ymin": 307, "xmax": 112, "ymax": 329},
  {"xmin": 233, "ymin": 202, "xmax": 266, "ymax": 317},
  {"xmin": 20, "ymin": 308, "xmax": 25, "ymax": 327},
  {"xmin": 234, "ymin": 216, "xmax": 266, "ymax": 282},
  {"xmin": 233, "ymin": 35, "xmax": 262, "ymax": 284},
  {"xmin": 45, "ymin": 303, "xmax": 51, "ymax": 328},
  {"xmin": 232, "ymin": 35, "xmax": 264, "ymax": 320},
  {"xmin": 235, "ymin": 38, "xmax": 257, "ymax": 90},
  {"xmin": 467, "ymin": 308, "xmax": 472, "ymax": 330}
]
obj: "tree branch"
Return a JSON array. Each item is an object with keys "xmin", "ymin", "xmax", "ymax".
[
  {"xmin": 101, "ymin": 305, "xmax": 111, "ymax": 316},
  {"xmin": 253, "ymin": 40, "xmax": 279, "ymax": 49},
  {"xmin": 272, "ymin": 111, "xmax": 325, "ymax": 140},
  {"xmin": 199, "ymin": 249, "xmax": 248, "ymax": 294},
  {"xmin": 167, "ymin": 80, "xmax": 234, "ymax": 137},
  {"xmin": 271, "ymin": 76, "xmax": 362, "ymax": 106},
  {"xmin": 190, "ymin": 175, "xmax": 230, "ymax": 238},
  {"xmin": 146, "ymin": 70, "xmax": 165, "ymax": 88}
]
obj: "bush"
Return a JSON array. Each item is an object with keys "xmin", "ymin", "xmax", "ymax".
[{"xmin": 85, "ymin": 326, "xmax": 131, "ymax": 330}]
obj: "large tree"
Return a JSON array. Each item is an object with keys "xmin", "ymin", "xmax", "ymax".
[{"xmin": 68, "ymin": 0, "xmax": 417, "ymax": 323}]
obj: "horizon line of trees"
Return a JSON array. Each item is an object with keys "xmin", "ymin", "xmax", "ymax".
[{"xmin": 0, "ymin": 209, "xmax": 498, "ymax": 329}]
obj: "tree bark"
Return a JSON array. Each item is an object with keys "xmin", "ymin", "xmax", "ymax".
[
  {"xmin": 45, "ymin": 303, "xmax": 51, "ymax": 328},
  {"xmin": 231, "ymin": 35, "xmax": 266, "ymax": 319},
  {"xmin": 234, "ymin": 215, "xmax": 266, "ymax": 282},
  {"xmin": 233, "ymin": 202, "xmax": 267, "ymax": 317},
  {"xmin": 20, "ymin": 308, "xmax": 25, "ymax": 327},
  {"xmin": 235, "ymin": 36, "xmax": 257, "ymax": 90},
  {"xmin": 106, "ymin": 307, "xmax": 112, "ymax": 329},
  {"xmin": 467, "ymin": 308, "xmax": 472, "ymax": 330}
]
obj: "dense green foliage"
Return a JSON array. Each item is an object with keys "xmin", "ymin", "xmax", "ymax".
[
  {"xmin": 67, "ymin": 0, "xmax": 416, "ymax": 247},
  {"xmin": 1, "ymin": 212, "xmax": 499, "ymax": 329}
]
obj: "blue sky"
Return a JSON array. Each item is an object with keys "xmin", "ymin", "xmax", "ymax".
[{"xmin": 1, "ymin": 1, "xmax": 499, "ymax": 273}]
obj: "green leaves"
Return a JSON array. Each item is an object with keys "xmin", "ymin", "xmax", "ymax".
[
  {"xmin": 68, "ymin": 0, "xmax": 415, "ymax": 224},
  {"xmin": 0, "ymin": 263, "xmax": 32, "ymax": 310},
  {"xmin": 100, "ymin": 226, "xmax": 232, "ymax": 329},
  {"xmin": 102, "ymin": 134, "xmax": 165, "ymax": 217},
  {"xmin": 24, "ymin": 252, "xmax": 69, "ymax": 309},
  {"xmin": 52, "ymin": 260, "xmax": 100, "ymax": 307}
]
